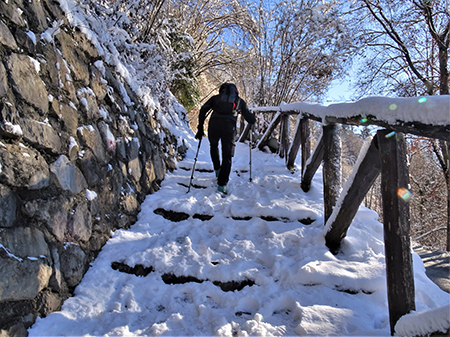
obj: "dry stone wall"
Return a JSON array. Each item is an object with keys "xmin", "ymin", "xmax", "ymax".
[{"xmin": 0, "ymin": 1, "xmax": 186, "ymax": 335}]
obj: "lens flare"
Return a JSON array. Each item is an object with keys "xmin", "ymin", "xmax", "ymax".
[
  {"xmin": 360, "ymin": 118, "xmax": 368, "ymax": 123},
  {"xmin": 398, "ymin": 188, "xmax": 412, "ymax": 201},
  {"xmin": 389, "ymin": 104, "xmax": 397, "ymax": 110},
  {"xmin": 418, "ymin": 97, "xmax": 427, "ymax": 103},
  {"xmin": 385, "ymin": 131, "xmax": 396, "ymax": 138}
]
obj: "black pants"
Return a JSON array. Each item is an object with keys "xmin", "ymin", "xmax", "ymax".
[{"xmin": 208, "ymin": 118, "xmax": 236, "ymax": 186}]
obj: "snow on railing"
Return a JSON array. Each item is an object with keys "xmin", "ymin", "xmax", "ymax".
[{"xmin": 395, "ymin": 304, "xmax": 450, "ymax": 336}]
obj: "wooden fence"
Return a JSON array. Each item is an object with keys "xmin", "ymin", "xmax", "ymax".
[{"xmin": 241, "ymin": 96, "xmax": 450, "ymax": 335}]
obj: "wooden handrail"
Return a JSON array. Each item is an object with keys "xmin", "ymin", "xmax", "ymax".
[{"xmin": 245, "ymin": 95, "xmax": 450, "ymax": 335}]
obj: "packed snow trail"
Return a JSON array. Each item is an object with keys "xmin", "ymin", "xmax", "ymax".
[{"xmin": 29, "ymin": 138, "xmax": 449, "ymax": 336}]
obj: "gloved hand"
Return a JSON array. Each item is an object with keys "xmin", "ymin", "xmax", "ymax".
[{"xmin": 195, "ymin": 126, "xmax": 204, "ymax": 140}]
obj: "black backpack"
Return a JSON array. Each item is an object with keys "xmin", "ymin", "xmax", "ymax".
[{"xmin": 217, "ymin": 83, "xmax": 240, "ymax": 114}]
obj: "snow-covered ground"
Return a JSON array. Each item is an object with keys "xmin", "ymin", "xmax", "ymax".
[{"xmin": 29, "ymin": 132, "xmax": 449, "ymax": 336}]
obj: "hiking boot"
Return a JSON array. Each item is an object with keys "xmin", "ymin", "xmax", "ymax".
[
  {"xmin": 215, "ymin": 168, "xmax": 221, "ymax": 178},
  {"xmin": 217, "ymin": 185, "xmax": 227, "ymax": 194}
]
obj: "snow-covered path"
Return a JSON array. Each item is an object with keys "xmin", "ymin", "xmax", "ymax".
[{"xmin": 29, "ymin": 138, "xmax": 449, "ymax": 336}]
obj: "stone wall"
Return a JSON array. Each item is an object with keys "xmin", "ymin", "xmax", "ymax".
[{"xmin": 0, "ymin": 1, "xmax": 186, "ymax": 335}]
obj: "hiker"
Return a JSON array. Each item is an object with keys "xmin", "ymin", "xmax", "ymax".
[{"xmin": 195, "ymin": 83, "xmax": 256, "ymax": 194}]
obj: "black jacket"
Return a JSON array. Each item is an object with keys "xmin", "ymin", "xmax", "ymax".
[{"xmin": 198, "ymin": 95, "xmax": 256, "ymax": 128}]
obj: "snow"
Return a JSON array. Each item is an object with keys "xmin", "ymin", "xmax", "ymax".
[
  {"xmin": 396, "ymin": 305, "xmax": 450, "ymax": 336},
  {"xmin": 255, "ymin": 95, "xmax": 450, "ymax": 126},
  {"xmin": 85, "ymin": 189, "xmax": 98, "ymax": 201},
  {"xmin": 28, "ymin": 136, "xmax": 450, "ymax": 336}
]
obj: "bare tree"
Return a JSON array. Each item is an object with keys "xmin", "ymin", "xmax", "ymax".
[
  {"xmin": 245, "ymin": 0, "xmax": 354, "ymax": 106},
  {"xmin": 350, "ymin": 0, "xmax": 450, "ymax": 250}
]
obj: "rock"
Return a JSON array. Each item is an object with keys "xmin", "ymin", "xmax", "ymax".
[
  {"xmin": 0, "ymin": 184, "xmax": 18, "ymax": 228},
  {"xmin": 0, "ymin": 63, "xmax": 9, "ymax": 98},
  {"xmin": 49, "ymin": 155, "xmax": 87, "ymax": 194},
  {"xmin": 67, "ymin": 201, "xmax": 92, "ymax": 243},
  {"xmin": 54, "ymin": 31, "xmax": 90, "ymax": 86},
  {"xmin": 0, "ymin": 143, "xmax": 50, "ymax": 189},
  {"xmin": 126, "ymin": 138, "xmax": 142, "ymax": 182},
  {"xmin": 77, "ymin": 124, "xmax": 107, "ymax": 163},
  {"xmin": 98, "ymin": 121, "xmax": 116, "ymax": 153},
  {"xmin": 5, "ymin": 53, "xmax": 48, "ymax": 114},
  {"xmin": 0, "ymin": 227, "xmax": 52, "ymax": 301},
  {"xmin": 21, "ymin": 0, "xmax": 48, "ymax": 32},
  {"xmin": 35, "ymin": 290, "xmax": 62, "ymax": 318},
  {"xmin": 19, "ymin": 118, "xmax": 61, "ymax": 153},
  {"xmin": 22, "ymin": 196, "xmax": 70, "ymax": 243},
  {"xmin": 90, "ymin": 64, "xmax": 107, "ymax": 101},
  {"xmin": 76, "ymin": 149, "xmax": 101, "ymax": 187},
  {"xmin": 68, "ymin": 136, "xmax": 80, "ymax": 161},
  {"xmin": 0, "ymin": 120, "xmax": 23, "ymax": 139},
  {"xmin": 77, "ymin": 87, "xmax": 101, "ymax": 121},
  {"xmin": 0, "ymin": 20, "xmax": 17, "ymax": 50},
  {"xmin": 0, "ymin": 323, "xmax": 28, "ymax": 337},
  {"xmin": 60, "ymin": 243, "xmax": 86, "ymax": 288},
  {"xmin": 54, "ymin": 102, "xmax": 79, "ymax": 136},
  {"xmin": 152, "ymin": 147, "xmax": 166, "ymax": 182},
  {"xmin": 10, "ymin": 26, "xmax": 36, "ymax": 55},
  {"xmin": 73, "ymin": 30, "xmax": 98, "ymax": 59},
  {"xmin": 0, "ymin": 1, "xmax": 26, "ymax": 27},
  {"xmin": 48, "ymin": 248, "xmax": 63, "ymax": 292},
  {"xmin": 40, "ymin": 43, "xmax": 78, "ymax": 104}
]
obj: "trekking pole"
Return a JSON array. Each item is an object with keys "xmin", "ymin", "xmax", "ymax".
[
  {"xmin": 249, "ymin": 125, "xmax": 252, "ymax": 182},
  {"xmin": 187, "ymin": 137, "xmax": 202, "ymax": 193}
]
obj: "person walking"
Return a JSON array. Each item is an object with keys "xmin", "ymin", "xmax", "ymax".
[{"xmin": 195, "ymin": 83, "xmax": 256, "ymax": 195}]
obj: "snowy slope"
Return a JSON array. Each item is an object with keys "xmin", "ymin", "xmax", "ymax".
[{"xmin": 29, "ymin": 134, "xmax": 449, "ymax": 336}]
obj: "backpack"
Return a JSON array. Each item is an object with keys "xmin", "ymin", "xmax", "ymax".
[{"xmin": 217, "ymin": 83, "xmax": 240, "ymax": 114}]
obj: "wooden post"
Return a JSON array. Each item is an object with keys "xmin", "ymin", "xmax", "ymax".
[
  {"xmin": 238, "ymin": 122, "xmax": 251, "ymax": 143},
  {"xmin": 279, "ymin": 113, "xmax": 290, "ymax": 159},
  {"xmin": 300, "ymin": 118, "xmax": 311, "ymax": 176},
  {"xmin": 257, "ymin": 111, "xmax": 281, "ymax": 151},
  {"xmin": 323, "ymin": 123, "xmax": 341, "ymax": 223},
  {"xmin": 301, "ymin": 133, "xmax": 323, "ymax": 192},
  {"xmin": 325, "ymin": 135, "xmax": 382, "ymax": 254},
  {"xmin": 286, "ymin": 115, "xmax": 302, "ymax": 170},
  {"xmin": 378, "ymin": 129, "xmax": 415, "ymax": 336}
]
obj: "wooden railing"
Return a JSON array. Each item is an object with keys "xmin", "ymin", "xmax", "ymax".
[{"xmin": 242, "ymin": 95, "xmax": 450, "ymax": 335}]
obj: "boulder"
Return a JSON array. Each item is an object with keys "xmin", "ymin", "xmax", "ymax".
[
  {"xmin": 0, "ymin": 62, "xmax": 9, "ymax": 98},
  {"xmin": 90, "ymin": 65, "xmax": 107, "ymax": 101},
  {"xmin": 10, "ymin": 26, "xmax": 36, "ymax": 55},
  {"xmin": 76, "ymin": 149, "xmax": 101, "ymax": 187},
  {"xmin": 54, "ymin": 31, "xmax": 90, "ymax": 86},
  {"xmin": 0, "ymin": 184, "xmax": 18, "ymax": 228},
  {"xmin": 21, "ymin": 0, "xmax": 48, "ymax": 32},
  {"xmin": 0, "ymin": 1, "xmax": 26, "ymax": 27},
  {"xmin": 53, "ymin": 102, "xmax": 79, "ymax": 136},
  {"xmin": 35, "ymin": 290, "xmax": 62, "ymax": 318},
  {"xmin": 0, "ymin": 20, "xmax": 17, "ymax": 50},
  {"xmin": 77, "ymin": 124, "xmax": 107, "ymax": 163},
  {"xmin": 48, "ymin": 248, "xmax": 63, "ymax": 292},
  {"xmin": 77, "ymin": 88, "xmax": 101, "ymax": 121},
  {"xmin": 0, "ymin": 227, "xmax": 52, "ymax": 301},
  {"xmin": 49, "ymin": 155, "xmax": 87, "ymax": 194},
  {"xmin": 22, "ymin": 196, "xmax": 70, "ymax": 243},
  {"xmin": 0, "ymin": 143, "xmax": 50, "ymax": 189},
  {"xmin": 5, "ymin": 53, "xmax": 48, "ymax": 114},
  {"xmin": 67, "ymin": 201, "xmax": 92, "ymax": 243},
  {"xmin": 126, "ymin": 138, "xmax": 142, "ymax": 182},
  {"xmin": 60, "ymin": 243, "xmax": 86, "ymax": 288},
  {"xmin": 19, "ymin": 118, "xmax": 61, "ymax": 153}
]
